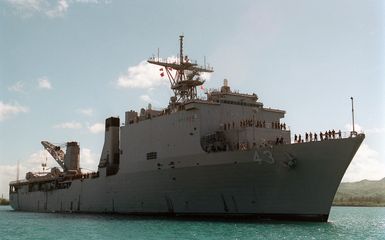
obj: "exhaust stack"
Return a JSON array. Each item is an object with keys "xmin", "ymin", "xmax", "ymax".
[
  {"xmin": 98, "ymin": 117, "xmax": 120, "ymax": 176},
  {"xmin": 64, "ymin": 142, "xmax": 80, "ymax": 173}
]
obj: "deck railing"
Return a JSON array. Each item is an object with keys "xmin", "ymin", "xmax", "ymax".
[{"xmin": 291, "ymin": 130, "xmax": 364, "ymax": 144}]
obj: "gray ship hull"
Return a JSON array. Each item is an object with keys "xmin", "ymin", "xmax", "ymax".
[{"xmin": 10, "ymin": 134, "xmax": 364, "ymax": 222}]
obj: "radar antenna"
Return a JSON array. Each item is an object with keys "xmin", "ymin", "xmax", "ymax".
[{"xmin": 148, "ymin": 35, "xmax": 214, "ymax": 104}]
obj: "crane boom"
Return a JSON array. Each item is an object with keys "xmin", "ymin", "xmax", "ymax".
[{"xmin": 41, "ymin": 141, "xmax": 66, "ymax": 171}]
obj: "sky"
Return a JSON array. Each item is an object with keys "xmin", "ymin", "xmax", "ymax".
[{"xmin": 0, "ymin": 0, "xmax": 384, "ymax": 198}]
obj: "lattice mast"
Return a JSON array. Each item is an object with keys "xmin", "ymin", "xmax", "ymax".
[{"xmin": 148, "ymin": 35, "xmax": 213, "ymax": 103}]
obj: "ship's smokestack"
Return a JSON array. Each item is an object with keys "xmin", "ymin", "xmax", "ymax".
[
  {"xmin": 98, "ymin": 117, "xmax": 120, "ymax": 176},
  {"xmin": 221, "ymin": 78, "xmax": 231, "ymax": 93},
  {"xmin": 64, "ymin": 142, "xmax": 80, "ymax": 173}
]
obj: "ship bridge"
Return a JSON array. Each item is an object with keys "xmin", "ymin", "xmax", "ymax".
[{"xmin": 207, "ymin": 79, "xmax": 263, "ymax": 108}]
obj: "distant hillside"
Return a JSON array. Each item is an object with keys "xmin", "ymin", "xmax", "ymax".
[
  {"xmin": 333, "ymin": 178, "xmax": 385, "ymax": 206},
  {"xmin": 0, "ymin": 198, "xmax": 9, "ymax": 205}
]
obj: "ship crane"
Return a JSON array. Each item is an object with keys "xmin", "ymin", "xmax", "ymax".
[{"xmin": 41, "ymin": 141, "xmax": 67, "ymax": 172}]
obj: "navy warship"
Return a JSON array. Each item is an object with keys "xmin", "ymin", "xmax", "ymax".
[{"xmin": 9, "ymin": 36, "xmax": 364, "ymax": 222}]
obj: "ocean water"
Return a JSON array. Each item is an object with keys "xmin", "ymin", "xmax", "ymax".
[{"xmin": 0, "ymin": 206, "xmax": 384, "ymax": 240}]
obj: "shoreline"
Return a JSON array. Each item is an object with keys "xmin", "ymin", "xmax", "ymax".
[
  {"xmin": 332, "ymin": 203, "xmax": 385, "ymax": 207},
  {"xmin": 0, "ymin": 198, "xmax": 9, "ymax": 206}
]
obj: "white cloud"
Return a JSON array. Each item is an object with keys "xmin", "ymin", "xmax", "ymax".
[
  {"xmin": 116, "ymin": 60, "xmax": 170, "ymax": 89},
  {"xmin": 37, "ymin": 77, "xmax": 52, "ymax": 89},
  {"xmin": 344, "ymin": 123, "xmax": 363, "ymax": 133},
  {"xmin": 80, "ymin": 148, "xmax": 99, "ymax": 171},
  {"xmin": 73, "ymin": 0, "xmax": 111, "ymax": 4},
  {"xmin": 88, "ymin": 122, "xmax": 104, "ymax": 134},
  {"xmin": 6, "ymin": 0, "xmax": 110, "ymax": 18},
  {"xmin": 0, "ymin": 101, "xmax": 28, "ymax": 121},
  {"xmin": 46, "ymin": 0, "xmax": 68, "ymax": 18},
  {"xmin": 366, "ymin": 128, "xmax": 385, "ymax": 134},
  {"xmin": 74, "ymin": 0, "xmax": 98, "ymax": 3},
  {"xmin": 0, "ymin": 164, "xmax": 21, "ymax": 199},
  {"xmin": 8, "ymin": 81, "xmax": 25, "ymax": 93},
  {"xmin": 342, "ymin": 143, "xmax": 385, "ymax": 182},
  {"xmin": 25, "ymin": 149, "xmax": 56, "ymax": 170},
  {"xmin": 200, "ymin": 72, "xmax": 212, "ymax": 82},
  {"xmin": 53, "ymin": 121, "xmax": 82, "ymax": 129},
  {"xmin": 341, "ymin": 123, "xmax": 385, "ymax": 182},
  {"xmin": 140, "ymin": 94, "xmax": 152, "ymax": 103},
  {"xmin": 6, "ymin": 0, "xmax": 43, "ymax": 16},
  {"xmin": 6, "ymin": 0, "xmax": 68, "ymax": 18},
  {"xmin": 53, "ymin": 121, "xmax": 104, "ymax": 132},
  {"xmin": 78, "ymin": 108, "xmax": 93, "ymax": 116},
  {"xmin": 117, "ymin": 57, "xmax": 212, "ymax": 89},
  {"xmin": 345, "ymin": 123, "xmax": 385, "ymax": 134},
  {"xmin": 0, "ymin": 150, "xmax": 54, "ymax": 198},
  {"xmin": 25, "ymin": 147, "xmax": 98, "ymax": 172}
]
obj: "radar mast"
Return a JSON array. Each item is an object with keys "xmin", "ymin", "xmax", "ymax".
[{"xmin": 148, "ymin": 35, "xmax": 213, "ymax": 105}]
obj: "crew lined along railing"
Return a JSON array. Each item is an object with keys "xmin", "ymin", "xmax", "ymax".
[{"xmin": 292, "ymin": 130, "xmax": 361, "ymax": 143}]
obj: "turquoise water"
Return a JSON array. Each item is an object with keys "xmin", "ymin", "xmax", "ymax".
[{"xmin": 0, "ymin": 206, "xmax": 384, "ymax": 240}]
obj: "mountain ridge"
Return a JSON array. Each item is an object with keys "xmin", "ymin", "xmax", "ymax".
[{"xmin": 333, "ymin": 177, "xmax": 385, "ymax": 206}]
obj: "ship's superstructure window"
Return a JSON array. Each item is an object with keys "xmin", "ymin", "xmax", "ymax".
[{"xmin": 146, "ymin": 152, "xmax": 157, "ymax": 160}]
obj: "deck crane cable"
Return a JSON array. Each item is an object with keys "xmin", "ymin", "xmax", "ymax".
[{"xmin": 41, "ymin": 141, "xmax": 67, "ymax": 172}]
